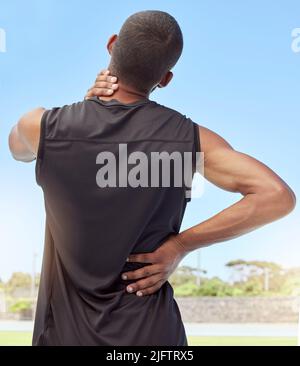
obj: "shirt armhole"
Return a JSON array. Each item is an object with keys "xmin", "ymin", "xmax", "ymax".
[
  {"xmin": 35, "ymin": 109, "xmax": 48, "ymax": 186},
  {"xmin": 192, "ymin": 122, "xmax": 201, "ymax": 174},
  {"xmin": 193, "ymin": 122, "xmax": 201, "ymax": 153}
]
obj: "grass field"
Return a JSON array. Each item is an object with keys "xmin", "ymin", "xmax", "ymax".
[
  {"xmin": 0, "ymin": 332, "xmax": 297, "ymax": 346},
  {"xmin": 187, "ymin": 336, "xmax": 297, "ymax": 346}
]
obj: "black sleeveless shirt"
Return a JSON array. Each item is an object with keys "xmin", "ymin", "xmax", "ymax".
[{"xmin": 32, "ymin": 96, "xmax": 200, "ymax": 346}]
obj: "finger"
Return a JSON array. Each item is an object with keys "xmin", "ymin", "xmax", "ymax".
[
  {"xmin": 126, "ymin": 274, "xmax": 164, "ymax": 294},
  {"xmin": 98, "ymin": 76, "xmax": 118, "ymax": 84},
  {"xmin": 85, "ymin": 89, "xmax": 94, "ymax": 98},
  {"xmin": 85, "ymin": 88, "xmax": 114, "ymax": 98},
  {"xmin": 135, "ymin": 280, "xmax": 165, "ymax": 296},
  {"xmin": 96, "ymin": 74, "xmax": 118, "ymax": 84},
  {"xmin": 121, "ymin": 264, "xmax": 162, "ymax": 281},
  {"xmin": 92, "ymin": 88, "xmax": 114, "ymax": 96},
  {"xmin": 126, "ymin": 252, "xmax": 156, "ymax": 264},
  {"xmin": 94, "ymin": 81, "xmax": 119, "ymax": 90},
  {"xmin": 97, "ymin": 69, "xmax": 110, "ymax": 77}
]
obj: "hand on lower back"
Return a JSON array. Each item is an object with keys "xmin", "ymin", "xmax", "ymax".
[{"xmin": 121, "ymin": 234, "xmax": 188, "ymax": 296}]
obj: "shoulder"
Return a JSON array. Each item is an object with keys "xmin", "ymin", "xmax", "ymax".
[
  {"xmin": 149, "ymin": 100, "xmax": 198, "ymax": 136},
  {"xmin": 150, "ymin": 100, "xmax": 190, "ymax": 121},
  {"xmin": 42, "ymin": 100, "xmax": 87, "ymax": 121},
  {"xmin": 18, "ymin": 107, "xmax": 46, "ymax": 135},
  {"xmin": 197, "ymin": 126, "xmax": 233, "ymax": 154},
  {"xmin": 40, "ymin": 100, "xmax": 90, "ymax": 139},
  {"xmin": 151, "ymin": 102, "xmax": 234, "ymax": 153}
]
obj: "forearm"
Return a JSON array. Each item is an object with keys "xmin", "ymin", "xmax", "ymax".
[{"xmin": 176, "ymin": 189, "xmax": 295, "ymax": 253}]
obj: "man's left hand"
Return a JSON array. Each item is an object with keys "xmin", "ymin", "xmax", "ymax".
[{"xmin": 121, "ymin": 235, "xmax": 188, "ymax": 296}]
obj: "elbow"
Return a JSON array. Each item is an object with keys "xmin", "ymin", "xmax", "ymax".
[
  {"xmin": 8, "ymin": 127, "xmax": 18, "ymax": 160},
  {"xmin": 8, "ymin": 125, "xmax": 34, "ymax": 162},
  {"xmin": 268, "ymin": 183, "xmax": 297, "ymax": 218}
]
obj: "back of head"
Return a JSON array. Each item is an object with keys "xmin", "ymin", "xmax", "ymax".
[{"xmin": 110, "ymin": 10, "xmax": 184, "ymax": 94}]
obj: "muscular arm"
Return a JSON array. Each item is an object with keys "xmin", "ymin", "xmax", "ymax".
[
  {"xmin": 176, "ymin": 125, "xmax": 297, "ymax": 251},
  {"xmin": 8, "ymin": 108, "xmax": 45, "ymax": 162},
  {"xmin": 122, "ymin": 124, "xmax": 296, "ymax": 296}
]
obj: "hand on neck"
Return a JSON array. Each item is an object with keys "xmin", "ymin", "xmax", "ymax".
[{"xmin": 98, "ymin": 80, "xmax": 150, "ymax": 105}]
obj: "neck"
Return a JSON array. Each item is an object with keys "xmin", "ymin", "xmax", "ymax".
[{"xmin": 98, "ymin": 77, "xmax": 150, "ymax": 104}]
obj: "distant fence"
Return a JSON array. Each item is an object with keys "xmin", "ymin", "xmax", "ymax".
[
  {"xmin": 176, "ymin": 296, "xmax": 300, "ymax": 323},
  {"xmin": 1, "ymin": 295, "xmax": 299, "ymax": 323}
]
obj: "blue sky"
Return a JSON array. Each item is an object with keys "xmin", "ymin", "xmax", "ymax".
[{"xmin": 0, "ymin": 0, "xmax": 299, "ymax": 282}]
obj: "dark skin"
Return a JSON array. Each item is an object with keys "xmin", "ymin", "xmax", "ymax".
[
  {"xmin": 9, "ymin": 34, "xmax": 296, "ymax": 298},
  {"xmin": 85, "ymin": 34, "xmax": 173, "ymax": 103}
]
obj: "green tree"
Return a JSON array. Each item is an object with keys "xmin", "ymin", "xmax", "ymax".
[
  {"xmin": 170, "ymin": 265, "xmax": 206, "ymax": 287},
  {"xmin": 226, "ymin": 260, "xmax": 282, "ymax": 292},
  {"xmin": 5, "ymin": 272, "xmax": 32, "ymax": 293}
]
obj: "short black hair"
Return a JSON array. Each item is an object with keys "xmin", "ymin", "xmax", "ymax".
[{"xmin": 109, "ymin": 10, "xmax": 183, "ymax": 93}]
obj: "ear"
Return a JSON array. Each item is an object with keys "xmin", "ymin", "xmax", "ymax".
[
  {"xmin": 157, "ymin": 71, "xmax": 173, "ymax": 88},
  {"xmin": 107, "ymin": 34, "xmax": 118, "ymax": 55}
]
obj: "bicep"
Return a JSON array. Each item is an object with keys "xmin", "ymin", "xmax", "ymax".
[{"xmin": 198, "ymin": 125, "xmax": 289, "ymax": 196}]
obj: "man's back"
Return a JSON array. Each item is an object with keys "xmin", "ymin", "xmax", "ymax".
[
  {"xmin": 8, "ymin": 9, "xmax": 296, "ymax": 348},
  {"xmin": 32, "ymin": 96, "xmax": 199, "ymax": 346}
]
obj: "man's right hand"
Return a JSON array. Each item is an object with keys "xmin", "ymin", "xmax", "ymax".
[{"xmin": 85, "ymin": 69, "xmax": 119, "ymax": 99}]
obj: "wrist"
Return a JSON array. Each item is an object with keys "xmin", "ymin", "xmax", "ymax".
[{"xmin": 170, "ymin": 233, "xmax": 190, "ymax": 258}]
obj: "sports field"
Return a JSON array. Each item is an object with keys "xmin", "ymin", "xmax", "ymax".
[{"xmin": 0, "ymin": 332, "xmax": 297, "ymax": 346}]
